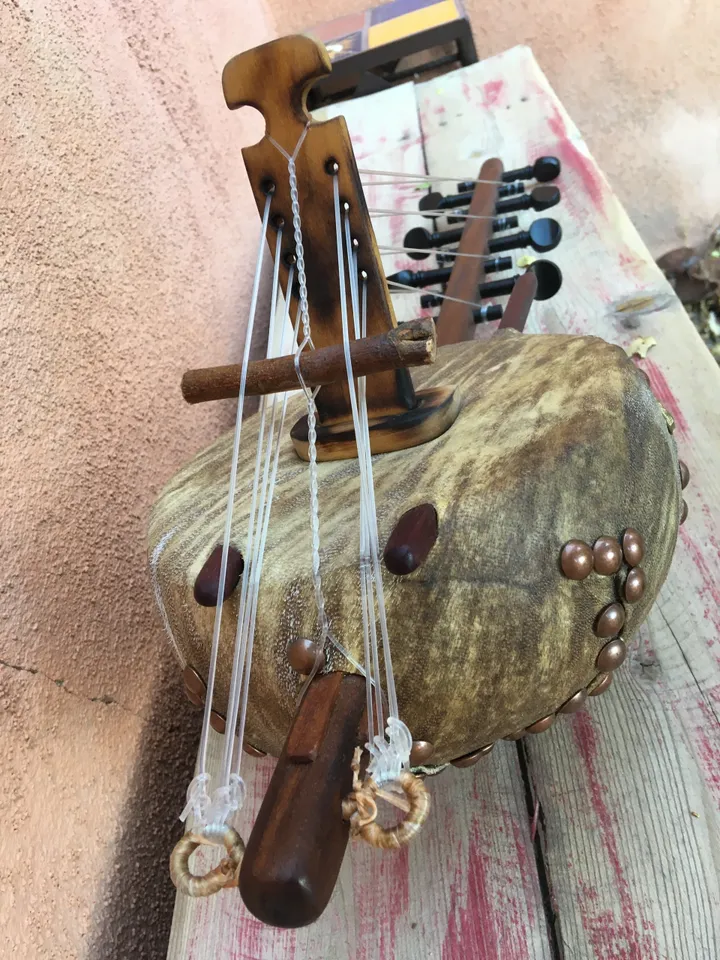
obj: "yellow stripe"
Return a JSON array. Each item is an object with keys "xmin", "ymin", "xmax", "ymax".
[{"xmin": 368, "ymin": 0, "xmax": 459, "ymax": 48}]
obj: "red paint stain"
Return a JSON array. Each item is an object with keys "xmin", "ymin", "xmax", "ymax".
[
  {"xmin": 441, "ymin": 820, "xmax": 532, "ymax": 960},
  {"xmin": 441, "ymin": 827, "xmax": 501, "ymax": 960},
  {"xmin": 546, "ymin": 101, "xmax": 605, "ymax": 214},
  {"xmin": 572, "ymin": 713, "xmax": 660, "ymax": 959},
  {"xmin": 643, "ymin": 361, "xmax": 690, "ymax": 436},
  {"xmin": 482, "ymin": 79, "xmax": 504, "ymax": 108},
  {"xmin": 353, "ymin": 842, "xmax": 410, "ymax": 960},
  {"xmin": 678, "ymin": 526, "xmax": 720, "ymax": 618}
]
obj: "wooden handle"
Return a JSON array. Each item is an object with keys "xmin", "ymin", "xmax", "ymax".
[
  {"xmin": 496, "ymin": 271, "xmax": 538, "ymax": 333},
  {"xmin": 181, "ymin": 318, "xmax": 437, "ymax": 404},
  {"xmin": 436, "ymin": 157, "xmax": 503, "ymax": 347},
  {"xmin": 239, "ymin": 672, "xmax": 367, "ymax": 928}
]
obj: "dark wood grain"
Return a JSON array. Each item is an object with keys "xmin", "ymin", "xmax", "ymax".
[
  {"xmin": 239, "ymin": 672, "xmax": 366, "ymax": 928},
  {"xmin": 436, "ymin": 158, "xmax": 503, "ymax": 347},
  {"xmin": 181, "ymin": 319, "xmax": 436, "ymax": 404},
  {"xmin": 193, "ymin": 545, "xmax": 244, "ymax": 606},
  {"xmin": 495, "ymin": 272, "xmax": 538, "ymax": 333},
  {"xmin": 384, "ymin": 503, "xmax": 439, "ymax": 575}
]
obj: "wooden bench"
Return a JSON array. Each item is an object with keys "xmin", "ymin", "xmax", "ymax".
[{"xmin": 167, "ymin": 46, "xmax": 720, "ymax": 959}]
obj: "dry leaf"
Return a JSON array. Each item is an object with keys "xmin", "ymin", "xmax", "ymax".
[{"xmin": 626, "ymin": 336, "xmax": 658, "ymax": 359}]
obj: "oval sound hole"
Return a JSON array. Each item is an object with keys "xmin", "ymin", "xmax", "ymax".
[{"xmin": 383, "ymin": 504, "xmax": 439, "ymax": 576}]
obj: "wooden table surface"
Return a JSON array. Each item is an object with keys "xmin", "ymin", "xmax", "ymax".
[{"xmin": 167, "ymin": 46, "xmax": 720, "ymax": 960}]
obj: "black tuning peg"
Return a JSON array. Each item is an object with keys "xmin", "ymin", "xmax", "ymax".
[
  {"xmin": 487, "ymin": 218, "xmax": 562, "ymax": 255},
  {"xmin": 404, "ymin": 217, "xmax": 519, "ymax": 260},
  {"xmin": 502, "ymin": 156, "xmax": 561, "ymax": 183},
  {"xmin": 419, "ymin": 183, "xmax": 523, "ymax": 218},
  {"xmin": 387, "ymin": 255, "xmax": 512, "ymax": 289},
  {"xmin": 421, "ymin": 259, "xmax": 562, "ymax": 307},
  {"xmin": 456, "ymin": 180, "xmax": 524, "ymax": 197},
  {"xmin": 495, "ymin": 185, "xmax": 560, "ymax": 215}
]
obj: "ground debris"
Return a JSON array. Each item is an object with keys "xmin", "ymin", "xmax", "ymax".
[{"xmin": 657, "ymin": 228, "xmax": 720, "ymax": 364}]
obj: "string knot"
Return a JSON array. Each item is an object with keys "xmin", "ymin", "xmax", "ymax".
[
  {"xmin": 180, "ymin": 773, "xmax": 211, "ymax": 825},
  {"xmin": 366, "ymin": 717, "xmax": 413, "ymax": 785}
]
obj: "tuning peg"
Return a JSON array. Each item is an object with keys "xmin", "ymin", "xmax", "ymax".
[
  {"xmin": 419, "ymin": 184, "xmax": 522, "ymax": 218},
  {"xmin": 495, "ymin": 185, "xmax": 560, "ymax": 214},
  {"xmin": 421, "ymin": 296, "xmax": 504, "ymax": 323},
  {"xmin": 387, "ymin": 255, "xmax": 512, "ymax": 289},
  {"xmin": 403, "ymin": 216, "xmax": 519, "ymax": 260},
  {"xmin": 487, "ymin": 218, "xmax": 562, "ymax": 254},
  {"xmin": 457, "ymin": 180, "xmax": 524, "ymax": 197},
  {"xmin": 502, "ymin": 156, "xmax": 561, "ymax": 183},
  {"xmin": 420, "ymin": 259, "xmax": 562, "ymax": 306}
]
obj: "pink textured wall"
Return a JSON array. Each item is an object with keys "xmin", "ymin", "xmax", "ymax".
[
  {"xmin": 2, "ymin": 0, "xmax": 716, "ymax": 955},
  {"xmin": 0, "ymin": 0, "xmax": 271, "ymax": 955},
  {"xmin": 282, "ymin": 0, "xmax": 720, "ymax": 257}
]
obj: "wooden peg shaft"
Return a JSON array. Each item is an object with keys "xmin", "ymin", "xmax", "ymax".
[
  {"xmin": 181, "ymin": 318, "xmax": 436, "ymax": 404},
  {"xmin": 239, "ymin": 672, "xmax": 367, "ymax": 928}
]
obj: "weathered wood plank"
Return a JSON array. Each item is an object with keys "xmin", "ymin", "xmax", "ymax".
[
  {"xmin": 417, "ymin": 45, "xmax": 720, "ymax": 959},
  {"xmin": 167, "ymin": 733, "xmax": 553, "ymax": 960}
]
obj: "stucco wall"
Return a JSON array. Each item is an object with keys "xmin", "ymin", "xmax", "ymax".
[
  {"xmin": 280, "ymin": 0, "xmax": 720, "ymax": 257},
  {"xmin": 0, "ymin": 0, "xmax": 272, "ymax": 956},
  {"xmin": 2, "ymin": 0, "xmax": 717, "ymax": 956}
]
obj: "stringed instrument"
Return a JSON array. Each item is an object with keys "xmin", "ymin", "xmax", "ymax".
[{"xmin": 148, "ymin": 34, "xmax": 688, "ymax": 931}]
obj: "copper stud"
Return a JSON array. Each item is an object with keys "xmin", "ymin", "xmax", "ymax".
[
  {"xmin": 560, "ymin": 540, "xmax": 593, "ymax": 580},
  {"xmin": 410, "ymin": 740, "xmax": 435, "ymax": 765},
  {"xmin": 622, "ymin": 528, "xmax": 645, "ymax": 566},
  {"xmin": 210, "ymin": 711, "xmax": 226, "ymax": 734},
  {"xmin": 184, "ymin": 687, "xmax": 203, "ymax": 708},
  {"xmin": 559, "ymin": 689, "xmax": 588, "ymax": 713},
  {"xmin": 183, "ymin": 665, "xmax": 206, "ymax": 706},
  {"xmin": 287, "ymin": 638, "xmax": 325, "ymax": 674},
  {"xmin": 680, "ymin": 500, "xmax": 688, "ymax": 525},
  {"xmin": 243, "ymin": 742, "xmax": 267, "ymax": 758},
  {"xmin": 526, "ymin": 715, "xmax": 554, "ymax": 734},
  {"xmin": 593, "ymin": 537, "xmax": 623, "ymax": 576},
  {"xmin": 596, "ymin": 637, "xmax": 627, "ymax": 672},
  {"xmin": 451, "ymin": 744, "xmax": 494, "ymax": 767},
  {"xmin": 679, "ymin": 460, "xmax": 690, "ymax": 489},
  {"xmin": 624, "ymin": 566, "xmax": 646, "ymax": 604},
  {"xmin": 589, "ymin": 672, "xmax": 613, "ymax": 696},
  {"xmin": 594, "ymin": 602, "xmax": 626, "ymax": 638}
]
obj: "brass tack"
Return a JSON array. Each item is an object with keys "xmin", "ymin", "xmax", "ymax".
[
  {"xmin": 243, "ymin": 742, "xmax": 267, "ymax": 758},
  {"xmin": 410, "ymin": 740, "xmax": 435, "ymax": 765},
  {"xmin": 184, "ymin": 687, "xmax": 203, "ymax": 709},
  {"xmin": 589, "ymin": 672, "xmax": 613, "ymax": 696},
  {"xmin": 287, "ymin": 638, "xmax": 325, "ymax": 675},
  {"xmin": 210, "ymin": 711, "xmax": 226, "ymax": 734},
  {"xmin": 560, "ymin": 540, "xmax": 594, "ymax": 580},
  {"xmin": 680, "ymin": 500, "xmax": 688, "ymax": 525},
  {"xmin": 593, "ymin": 537, "xmax": 623, "ymax": 576},
  {"xmin": 183, "ymin": 665, "xmax": 206, "ymax": 702},
  {"xmin": 622, "ymin": 528, "xmax": 645, "ymax": 566},
  {"xmin": 451, "ymin": 744, "xmax": 493, "ymax": 767},
  {"xmin": 596, "ymin": 637, "xmax": 627, "ymax": 672},
  {"xmin": 525, "ymin": 715, "xmax": 554, "ymax": 734},
  {"xmin": 559, "ymin": 689, "xmax": 588, "ymax": 713},
  {"xmin": 594, "ymin": 602, "xmax": 626, "ymax": 638},
  {"xmin": 679, "ymin": 460, "xmax": 690, "ymax": 489},
  {"xmin": 624, "ymin": 567, "xmax": 646, "ymax": 604}
]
